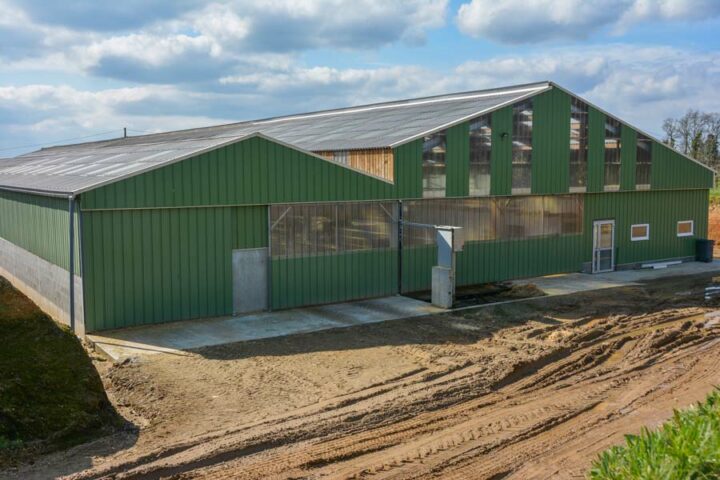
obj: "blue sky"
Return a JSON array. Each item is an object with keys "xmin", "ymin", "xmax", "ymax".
[{"xmin": 2, "ymin": 0, "xmax": 720, "ymax": 155}]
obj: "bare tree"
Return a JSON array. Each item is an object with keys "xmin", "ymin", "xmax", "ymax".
[
  {"xmin": 662, "ymin": 110, "xmax": 720, "ymax": 168},
  {"xmin": 662, "ymin": 118, "xmax": 678, "ymax": 148}
]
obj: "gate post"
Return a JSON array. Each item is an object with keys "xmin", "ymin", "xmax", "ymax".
[{"xmin": 432, "ymin": 226, "xmax": 464, "ymax": 309}]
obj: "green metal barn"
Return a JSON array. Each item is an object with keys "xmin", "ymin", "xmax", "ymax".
[{"xmin": 0, "ymin": 81, "xmax": 714, "ymax": 335}]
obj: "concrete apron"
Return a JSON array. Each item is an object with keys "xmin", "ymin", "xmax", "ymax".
[
  {"xmin": 88, "ymin": 260, "xmax": 720, "ymax": 361},
  {"xmin": 88, "ymin": 296, "xmax": 443, "ymax": 361}
]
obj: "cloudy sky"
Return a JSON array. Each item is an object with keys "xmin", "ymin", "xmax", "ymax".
[{"xmin": 2, "ymin": 0, "xmax": 720, "ymax": 155}]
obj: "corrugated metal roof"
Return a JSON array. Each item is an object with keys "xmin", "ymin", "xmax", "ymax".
[{"xmin": 0, "ymin": 81, "xmax": 551, "ymax": 195}]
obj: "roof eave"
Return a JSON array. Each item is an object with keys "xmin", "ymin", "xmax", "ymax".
[{"xmin": 0, "ymin": 184, "xmax": 74, "ymax": 198}]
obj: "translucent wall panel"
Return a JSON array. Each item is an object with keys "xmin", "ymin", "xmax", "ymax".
[
  {"xmin": 604, "ymin": 118, "xmax": 622, "ymax": 190},
  {"xmin": 402, "ymin": 198, "xmax": 496, "ymax": 246},
  {"xmin": 496, "ymin": 196, "xmax": 545, "ymax": 239},
  {"xmin": 403, "ymin": 195, "xmax": 583, "ymax": 246},
  {"xmin": 469, "ymin": 115, "xmax": 492, "ymax": 196},
  {"xmin": 569, "ymin": 97, "xmax": 589, "ymax": 191},
  {"xmin": 511, "ymin": 100, "xmax": 533, "ymax": 193},
  {"xmin": 422, "ymin": 130, "xmax": 447, "ymax": 198},
  {"xmin": 270, "ymin": 201, "xmax": 398, "ymax": 258}
]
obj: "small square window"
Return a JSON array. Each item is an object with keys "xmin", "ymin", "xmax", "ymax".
[
  {"xmin": 677, "ymin": 220, "xmax": 694, "ymax": 237},
  {"xmin": 631, "ymin": 224, "xmax": 649, "ymax": 241}
]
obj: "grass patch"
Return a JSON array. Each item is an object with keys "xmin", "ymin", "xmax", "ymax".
[
  {"xmin": 588, "ymin": 389, "xmax": 720, "ymax": 479},
  {"xmin": 710, "ymin": 186, "xmax": 720, "ymax": 205},
  {"xmin": 0, "ymin": 276, "xmax": 120, "ymax": 466}
]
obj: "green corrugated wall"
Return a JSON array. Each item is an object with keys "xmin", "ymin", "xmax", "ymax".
[
  {"xmin": 393, "ymin": 139, "xmax": 423, "ymax": 199},
  {"xmin": 80, "ymin": 135, "xmax": 404, "ymax": 331},
  {"xmin": 652, "ymin": 142, "xmax": 714, "ymax": 190},
  {"xmin": 71, "ymin": 87, "xmax": 714, "ymax": 331},
  {"xmin": 490, "ymin": 106, "xmax": 513, "ymax": 196},
  {"xmin": 402, "ymin": 235, "xmax": 585, "ymax": 293},
  {"xmin": 584, "ymin": 190, "xmax": 708, "ymax": 265},
  {"xmin": 587, "ymin": 107, "xmax": 606, "ymax": 193},
  {"xmin": 81, "ymin": 205, "xmax": 266, "ymax": 331},
  {"xmin": 402, "ymin": 189, "xmax": 708, "ymax": 292},
  {"xmin": 620, "ymin": 126, "xmax": 637, "ymax": 191},
  {"xmin": 389, "ymin": 88, "xmax": 713, "ymax": 199},
  {"xmin": 271, "ymin": 249, "xmax": 398, "ymax": 310},
  {"xmin": 0, "ymin": 189, "xmax": 80, "ymax": 273},
  {"xmin": 446, "ymin": 122, "xmax": 470, "ymax": 197},
  {"xmin": 532, "ymin": 89, "xmax": 571, "ymax": 194}
]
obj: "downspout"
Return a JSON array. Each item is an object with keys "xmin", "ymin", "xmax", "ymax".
[{"xmin": 68, "ymin": 195, "xmax": 76, "ymax": 333}]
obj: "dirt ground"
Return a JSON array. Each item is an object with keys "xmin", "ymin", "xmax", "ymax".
[{"xmin": 4, "ymin": 272, "xmax": 720, "ymax": 480}]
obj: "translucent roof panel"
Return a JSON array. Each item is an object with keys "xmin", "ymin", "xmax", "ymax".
[{"xmin": 0, "ymin": 82, "xmax": 551, "ymax": 194}]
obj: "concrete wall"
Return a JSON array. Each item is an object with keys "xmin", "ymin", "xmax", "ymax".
[{"xmin": 0, "ymin": 236, "xmax": 84, "ymax": 336}]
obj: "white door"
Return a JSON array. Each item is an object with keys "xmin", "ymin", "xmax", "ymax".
[
  {"xmin": 232, "ymin": 248, "xmax": 268, "ymax": 314},
  {"xmin": 592, "ymin": 220, "xmax": 615, "ymax": 273}
]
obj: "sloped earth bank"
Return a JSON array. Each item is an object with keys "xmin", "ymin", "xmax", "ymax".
[{"xmin": 5, "ymin": 273, "xmax": 720, "ymax": 480}]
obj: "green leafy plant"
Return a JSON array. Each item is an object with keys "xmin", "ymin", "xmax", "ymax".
[{"xmin": 589, "ymin": 389, "xmax": 720, "ymax": 479}]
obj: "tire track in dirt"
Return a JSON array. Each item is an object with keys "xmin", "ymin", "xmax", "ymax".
[
  {"xmin": 218, "ymin": 323, "xmax": 716, "ymax": 480},
  {"xmin": 9, "ymin": 273, "xmax": 720, "ymax": 480},
  {"xmin": 143, "ymin": 321, "xmax": 720, "ymax": 479},
  {"xmin": 179, "ymin": 314, "xmax": 720, "ymax": 479}
]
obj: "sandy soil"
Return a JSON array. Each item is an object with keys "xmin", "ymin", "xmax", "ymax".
[{"xmin": 4, "ymin": 273, "xmax": 720, "ymax": 480}]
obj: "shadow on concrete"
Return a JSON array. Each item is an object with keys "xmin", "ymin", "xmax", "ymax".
[{"xmin": 194, "ymin": 271, "xmax": 720, "ymax": 362}]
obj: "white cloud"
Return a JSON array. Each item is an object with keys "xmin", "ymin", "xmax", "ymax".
[
  {"xmin": 0, "ymin": 0, "xmax": 448, "ymax": 84},
  {"xmin": 619, "ymin": 0, "xmax": 720, "ymax": 28},
  {"xmin": 220, "ymin": 65, "xmax": 433, "ymax": 97},
  {"xmin": 0, "ymin": 84, "xmax": 234, "ymax": 155},
  {"xmin": 3, "ymin": 44, "xmax": 720, "ymax": 156},
  {"xmin": 81, "ymin": 34, "xmax": 218, "ymax": 68},
  {"xmin": 456, "ymin": 0, "xmax": 720, "ymax": 43}
]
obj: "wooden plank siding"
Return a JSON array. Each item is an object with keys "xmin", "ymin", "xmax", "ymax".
[{"xmin": 316, "ymin": 148, "xmax": 394, "ymax": 182}]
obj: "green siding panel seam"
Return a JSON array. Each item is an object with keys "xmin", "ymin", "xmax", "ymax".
[
  {"xmin": 620, "ymin": 125, "xmax": 637, "ymax": 191},
  {"xmin": 393, "ymin": 139, "xmax": 423, "ymax": 199},
  {"xmin": 587, "ymin": 107, "xmax": 606, "ymax": 193},
  {"xmin": 446, "ymin": 122, "xmax": 470, "ymax": 197},
  {"xmin": 532, "ymin": 89, "xmax": 571, "ymax": 194},
  {"xmin": 490, "ymin": 106, "xmax": 513, "ymax": 196}
]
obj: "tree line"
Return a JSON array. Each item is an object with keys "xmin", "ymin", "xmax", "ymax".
[{"xmin": 663, "ymin": 110, "xmax": 720, "ymax": 169}]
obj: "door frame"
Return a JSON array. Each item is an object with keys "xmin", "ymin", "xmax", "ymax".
[
  {"xmin": 232, "ymin": 247, "xmax": 269, "ymax": 315},
  {"xmin": 592, "ymin": 219, "xmax": 615, "ymax": 273}
]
